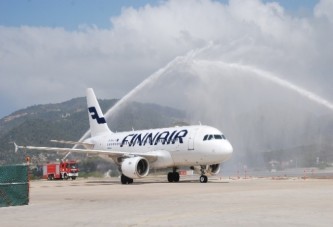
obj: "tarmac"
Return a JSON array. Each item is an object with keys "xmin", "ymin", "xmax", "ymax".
[{"xmin": 1, "ymin": 176, "xmax": 333, "ymax": 227}]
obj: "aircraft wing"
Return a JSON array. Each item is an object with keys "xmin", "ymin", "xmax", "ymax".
[
  {"xmin": 50, "ymin": 140, "xmax": 95, "ymax": 149},
  {"xmin": 14, "ymin": 143, "xmax": 158, "ymax": 163}
]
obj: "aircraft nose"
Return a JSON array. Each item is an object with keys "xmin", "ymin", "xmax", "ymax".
[{"xmin": 223, "ymin": 140, "xmax": 233, "ymax": 156}]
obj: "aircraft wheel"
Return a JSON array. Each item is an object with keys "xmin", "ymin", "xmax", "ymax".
[
  {"xmin": 167, "ymin": 172, "xmax": 173, "ymax": 182},
  {"xmin": 200, "ymin": 175, "xmax": 208, "ymax": 183},
  {"xmin": 121, "ymin": 174, "xmax": 133, "ymax": 184},
  {"xmin": 167, "ymin": 172, "xmax": 180, "ymax": 182},
  {"xmin": 173, "ymin": 172, "xmax": 180, "ymax": 182}
]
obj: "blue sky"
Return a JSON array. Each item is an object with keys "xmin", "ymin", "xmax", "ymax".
[
  {"xmin": 0, "ymin": 0, "xmax": 319, "ymax": 30},
  {"xmin": 0, "ymin": 0, "xmax": 157, "ymax": 29}
]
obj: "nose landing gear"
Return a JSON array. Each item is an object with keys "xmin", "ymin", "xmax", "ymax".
[
  {"xmin": 199, "ymin": 165, "xmax": 208, "ymax": 183},
  {"xmin": 199, "ymin": 175, "xmax": 208, "ymax": 183}
]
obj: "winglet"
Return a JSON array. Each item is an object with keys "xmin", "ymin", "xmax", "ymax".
[{"xmin": 14, "ymin": 142, "xmax": 19, "ymax": 153}]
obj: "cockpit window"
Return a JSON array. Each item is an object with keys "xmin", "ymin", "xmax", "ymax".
[
  {"xmin": 214, "ymin": 135, "xmax": 222, "ymax": 139},
  {"xmin": 203, "ymin": 134, "xmax": 226, "ymax": 141}
]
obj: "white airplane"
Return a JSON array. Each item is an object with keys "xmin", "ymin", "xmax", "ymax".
[{"xmin": 15, "ymin": 88, "xmax": 233, "ymax": 184}]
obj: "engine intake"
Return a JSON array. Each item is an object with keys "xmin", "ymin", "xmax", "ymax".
[
  {"xmin": 121, "ymin": 157, "xmax": 149, "ymax": 179},
  {"xmin": 207, "ymin": 164, "xmax": 220, "ymax": 175},
  {"xmin": 191, "ymin": 164, "xmax": 221, "ymax": 176}
]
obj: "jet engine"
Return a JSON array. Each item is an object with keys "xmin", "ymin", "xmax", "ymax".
[
  {"xmin": 121, "ymin": 157, "xmax": 149, "ymax": 179},
  {"xmin": 191, "ymin": 164, "xmax": 221, "ymax": 176},
  {"xmin": 206, "ymin": 164, "xmax": 220, "ymax": 175}
]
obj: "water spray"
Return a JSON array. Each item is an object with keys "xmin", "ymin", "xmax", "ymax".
[
  {"xmin": 74, "ymin": 44, "xmax": 333, "ymax": 148},
  {"xmin": 74, "ymin": 43, "xmax": 213, "ymax": 147},
  {"xmin": 194, "ymin": 59, "xmax": 333, "ymax": 111}
]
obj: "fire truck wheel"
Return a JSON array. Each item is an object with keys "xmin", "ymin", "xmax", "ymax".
[
  {"xmin": 63, "ymin": 173, "xmax": 68, "ymax": 180},
  {"xmin": 71, "ymin": 177, "xmax": 76, "ymax": 180}
]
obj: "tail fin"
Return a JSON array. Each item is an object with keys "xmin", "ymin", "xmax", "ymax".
[{"xmin": 86, "ymin": 88, "xmax": 112, "ymax": 137}]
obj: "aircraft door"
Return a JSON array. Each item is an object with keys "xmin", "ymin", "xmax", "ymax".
[{"xmin": 188, "ymin": 128, "xmax": 198, "ymax": 150}]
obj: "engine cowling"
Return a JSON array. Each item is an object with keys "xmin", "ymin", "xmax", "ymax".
[
  {"xmin": 191, "ymin": 164, "xmax": 221, "ymax": 176},
  {"xmin": 121, "ymin": 157, "xmax": 149, "ymax": 179},
  {"xmin": 207, "ymin": 164, "xmax": 220, "ymax": 175}
]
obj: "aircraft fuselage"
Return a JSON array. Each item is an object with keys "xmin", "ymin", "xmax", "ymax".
[{"xmin": 87, "ymin": 125, "xmax": 233, "ymax": 168}]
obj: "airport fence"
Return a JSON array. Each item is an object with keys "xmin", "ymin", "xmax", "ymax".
[{"xmin": 0, "ymin": 164, "xmax": 29, "ymax": 207}]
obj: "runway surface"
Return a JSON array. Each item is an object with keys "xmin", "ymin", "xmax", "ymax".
[{"xmin": 1, "ymin": 176, "xmax": 333, "ymax": 226}]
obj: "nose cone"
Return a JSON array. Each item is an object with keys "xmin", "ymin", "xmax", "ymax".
[
  {"xmin": 225, "ymin": 140, "xmax": 233, "ymax": 154},
  {"xmin": 223, "ymin": 140, "xmax": 233, "ymax": 159}
]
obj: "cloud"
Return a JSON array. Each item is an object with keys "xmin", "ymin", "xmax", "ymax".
[
  {"xmin": 1, "ymin": 0, "xmax": 333, "ymax": 164},
  {"xmin": 1, "ymin": 0, "xmax": 332, "ymax": 108},
  {"xmin": 314, "ymin": 0, "xmax": 333, "ymax": 23}
]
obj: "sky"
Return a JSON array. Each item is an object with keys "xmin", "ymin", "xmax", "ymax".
[
  {"xmin": 2, "ymin": 0, "xmax": 333, "ymax": 166},
  {"xmin": 0, "ymin": 0, "xmax": 332, "ymax": 121},
  {"xmin": 0, "ymin": 1, "xmax": 320, "ymax": 30}
]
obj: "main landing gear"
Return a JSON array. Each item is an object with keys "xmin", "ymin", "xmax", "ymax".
[
  {"xmin": 167, "ymin": 166, "xmax": 209, "ymax": 183},
  {"xmin": 167, "ymin": 168, "xmax": 180, "ymax": 182},
  {"xmin": 121, "ymin": 174, "xmax": 133, "ymax": 184}
]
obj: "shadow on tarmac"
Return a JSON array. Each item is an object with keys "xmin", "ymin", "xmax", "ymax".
[{"xmin": 85, "ymin": 178, "xmax": 230, "ymax": 185}]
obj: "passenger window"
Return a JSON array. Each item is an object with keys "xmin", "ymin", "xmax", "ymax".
[{"xmin": 203, "ymin": 135, "xmax": 208, "ymax": 141}]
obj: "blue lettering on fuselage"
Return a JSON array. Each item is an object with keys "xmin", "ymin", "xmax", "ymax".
[
  {"xmin": 120, "ymin": 129, "xmax": 188, "ymax": 147},
  {"xmin": 172, "ymin": 130, "xmax": 188, "ymax": 144},
  {"xmin": 120, "ymin": 134, "xmax": 134, "ymax": 147},
  {"xmin": 154, "ymin": 131, "xmax": 169, "ymax": 145},
  {"xmin": 144, "ymin": 132, "xmax": 159, "ymax": 146}
]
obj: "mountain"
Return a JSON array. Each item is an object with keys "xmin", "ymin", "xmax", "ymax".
[{"xmin": 0, "ymin": 98, "xmax": 186, "ymax": 164}]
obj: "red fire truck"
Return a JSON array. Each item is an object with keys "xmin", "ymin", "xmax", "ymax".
[{"xmin": 43, "ymin": 160, "xmax": 79, "ymax": 180}]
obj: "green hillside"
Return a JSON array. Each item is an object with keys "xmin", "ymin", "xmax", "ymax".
[{"xmin": 0, "ymin": 98, "xmax": 185, "ymax": 164}]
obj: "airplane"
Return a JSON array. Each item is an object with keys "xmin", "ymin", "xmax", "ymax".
[{"xmin": 15, "ymin": 88, "xmax": 233, "ymax": 184}]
